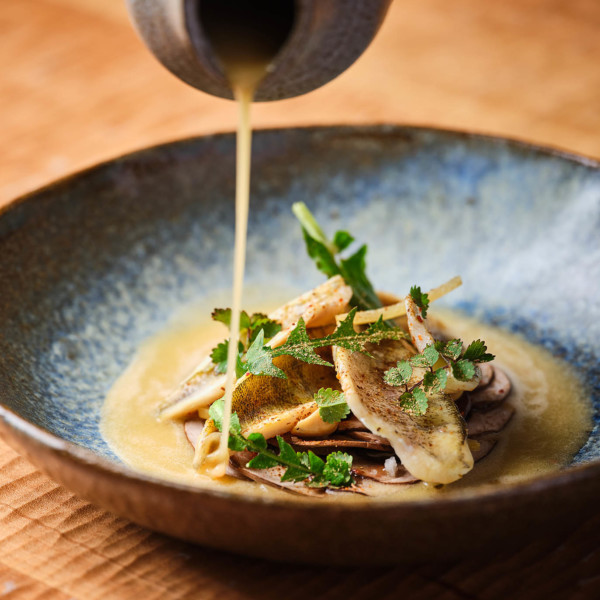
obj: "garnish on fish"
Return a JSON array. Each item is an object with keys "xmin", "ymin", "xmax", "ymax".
[{"xmin": 162, "ymin": 204, "xmax": 513, "ymax": 494}]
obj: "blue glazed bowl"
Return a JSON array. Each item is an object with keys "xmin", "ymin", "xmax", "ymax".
[{"xmin": 0, "ymin": 126, "xmax": 599, "ymax": 564}]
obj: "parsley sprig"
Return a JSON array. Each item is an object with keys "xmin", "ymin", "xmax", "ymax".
[
  {"xmin": 245, "ymin": 308, "xmax": 410, "ymax": 378},
  {"xmin": 210, "ymin": 309, "xmax": 281, "ymax": 376},
  {"xmin": 292, "ymin": 202, "xmax": 382, "ymax": 311},
  {"xmin": 384, "ymin": 338, "xmax": 495, "ymax": 416},
  {"xmin": 209, "ymin": 399, "xmax": 354, "ymax": 487}
]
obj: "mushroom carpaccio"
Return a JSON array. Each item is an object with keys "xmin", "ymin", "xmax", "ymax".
[
  {"xmin": 164, "ymin": 277, "xmax": 515, "ymax": 495},
  {"xmin": 101, "ymin": 279, "xmax": 593, "ymax": 500}
]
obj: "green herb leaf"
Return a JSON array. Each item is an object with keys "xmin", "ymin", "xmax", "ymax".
[
  {"xmin": 247, "ymin": 452, "xmax": 280, "ymax": 469},
  {"xmin": 209, "ymin": 341, "xmax": 229, "ymax": 374},
  {"xmin": 399, "ymin": 387, "xmax": 429, "ymax": 416},
  {"xmin": 301, "ymin": 228, "xmax": 341, "ymax": 279},
  {"xmin": 293, "ymin": 202, "xmax": 382, "ymax": 311},
  {"xmin": 423, "ymin": 368, "xmax": 448, "ymax": 393},
  {"xmin": 273, "ymin": 317, "xmax": 333, "ymax": 366},
  {"xmin": 332, "ymin": 230, "xmax": 354, "ymax": 252},
  {"xmin": 246, "ymin": 330, "xmax": 286, "ymax": 378},
  {"xmin": 314, "ymin": 388, "xmax": 350, "ymax": 423},
  {"xmin": 463, "ymin": 339, "xmax": 495, "ymax": 363},
  {"xmin": 321, "ymin": 452, "xmax": 354, "ymax": 487},
  {"xmin": 384, "ymin": 360, "xmax": 413, "ymax": 386},
  {"xmin": 435, "ymin": 338, "xmax": 463, "ymax": 361},
  {"xmin": 452, "ymin": 359, "xmax": 476, "ymax": 381},
  {"xmin": 248, "ymin": 314, "xmax": 282, "ymax": 344},
  {"xmin": 409, "ymin": 345, "xmax": 439, "ymax": 368},
  {"xmin": 246, "ymin": 310, "xmax": 410, "ymax": 378},
  {"xmin": 210, "ymin": 405, "xmax": 353, "ymax": 488},
  {"xmin": 339, "ymin": 245, "xmax": 382, "ymax": 311},
  {"xmin": 410, "ymin": 285, "xmax": 430, "ymax": 318}
]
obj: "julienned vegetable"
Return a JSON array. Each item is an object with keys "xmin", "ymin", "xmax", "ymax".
[{"xmin": 161, "ymin": 205, "xmax": 513, "ymax": 494}]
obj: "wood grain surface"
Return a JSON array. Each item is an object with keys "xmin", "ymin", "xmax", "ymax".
[{"xmin": 1, "ymin": 0, "xmax": 600, "ymax": 598}]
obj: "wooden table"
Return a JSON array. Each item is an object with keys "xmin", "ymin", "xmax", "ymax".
[{"xmin": 1, "ymin": 1, "xmax": 600, "ymax": 597}]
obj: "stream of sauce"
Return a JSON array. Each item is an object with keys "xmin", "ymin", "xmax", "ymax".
[
  {"xmin": 101, "ymin": 293, "xmax": 593, "ymax": 503},
  {"xmin": 191, "ymin": 0, "xmax": 295, "ymax": 476}
]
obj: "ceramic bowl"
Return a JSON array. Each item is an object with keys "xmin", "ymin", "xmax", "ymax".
[{"xmin": 0, "ymin": 126, "xmax": 599, "ymax": 565}]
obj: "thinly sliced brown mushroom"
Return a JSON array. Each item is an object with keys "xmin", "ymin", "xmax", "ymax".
[
  {"xmin": 337, "ymin": 415, "xmax": 369, "ymax": 432},
  {"xmin": 229, "ymin": 453, "xmax": 326, "ymax": 497},
  {"xmin": 352, "ymin": 456, "xmax": 419, "ymax": 484},
  {"xmin": 468, "ymin": 404, "xmax": 515, "ymax": 436},
  {"xmin": 283, "ymin": 434, "xmax": 392, "ymax": 453},
  {"xmin": 479, "ymin": 363, "xmax": 494, "ymax": 387},
  {"xmin": 469, "ymin": 437, "xmax": 498, "ymax": 462},
  {"xmin": 468, "ymin": 366, "xmax": 511, "ymax": 407}
]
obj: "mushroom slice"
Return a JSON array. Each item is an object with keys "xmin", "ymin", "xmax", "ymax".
[
  {"xmin": 467, "ymin": 404, "xmax": 515, "ymax": 436},
  {"xmin": 196, "ymin": 355, "xmax": 341, "ymax": 463},
  {"xmin": 333, "ymin": 339, "xmax": 474, "ymax": 484},
  {"xmin": 160, "ymin": 276, "xmax": 352, "ymax": 421},
  {"xmin": 352, "ymin": 456, "xmax": 419, "ymax": 484},
  {"xmin": 283, "ymin": 433, "xmax": 392, "ymax": 454},
  {"xmin": 468, "ymin": 366, "xmax": 511, "ymax": 407},
  {"xmin": 184, "ymin": 422, "xmax": 325, "ymax": 495},
  {"xmin": 469, "ymin": 437, "xmax": 498, "ymax": 462},
  {"xmin": 229, "ymin": 453, "xmax": 326, "ymax": 497}
]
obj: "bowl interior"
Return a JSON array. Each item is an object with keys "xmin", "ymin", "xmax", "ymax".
[{"xmin": 1, "ymin": 126, "xmax": 599, "ymax": 467}]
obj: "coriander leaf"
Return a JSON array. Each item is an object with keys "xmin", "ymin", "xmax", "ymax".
[
  {"xmin": 210, "ymin": 341, "xmax": 229, "ymax": 374},
  {"xmin": 248, "ymin": 314, "xmax": 281, "ymax": 344},
  {"xmin": 452, "ymin": 358, "xmax": 476, "ymax": 381},
  {"xmin": 322, "ymin": 452, "xmax": 353, "ymax": 486},
  {"xmin": 211, "ymin": 308, "xmax": 231, "ymax": 328},
  {"xmin": 399, "ymin": 388, "xmax": 428, "ymax": 416},
  {"xmin": 314, "ymin": 388, "xmax": 350, "ymax": 423},
  {"xmin": 333, "ymin": 230, "xmax": 354, "ymax": 252},
  {"xmin": 210, "ymin": 340, "xmax": 245, "ymax": 375},
  {"xmin": 409, "ymin": 345, "xmax": 439, "ymax": 368},
  {"xmin": 384, "ymin": 360, "xmax": 413, "ymax": 386},
  {"xmin": 410, "ymin": 285, "xmax": 430, "ymax": 318},
  {"xmin": 339, "ymin": 244, "xmax": 382, "ymax": 311},
  {"xmin": 463, "ymin": 339, "xmax": 495, "ymax": 363},
  {"xmin": 245, "ymin": 330, "xmax": 286, "ymax": 378},
  {"xmin": 247, "ymin": 432, "xmax": 268, "ymax": 449}
]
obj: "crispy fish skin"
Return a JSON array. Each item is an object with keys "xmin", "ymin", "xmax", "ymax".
[
  {"xmin": 333, "ymin": 340, "xmax": 474, "ymax": 485},
  {"xmin": 161, "ymin": 276, "xmax": 352, "ymax": 421},
  {"xmin": 197, "ymin": 355, "xmax": 341, "ymax": 464}
]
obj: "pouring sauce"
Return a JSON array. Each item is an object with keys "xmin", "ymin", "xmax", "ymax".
[{"xmin": 194, "ymin": 0, "xmax": 296, "ymax": 476}]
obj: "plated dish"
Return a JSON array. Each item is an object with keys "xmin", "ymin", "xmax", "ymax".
[{"xmin": 0, "ymin": 126, "xmax": 599, "ymax": 564}]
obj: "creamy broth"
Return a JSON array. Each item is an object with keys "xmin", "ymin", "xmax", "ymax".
[{"xmin": 101, "ymin": 291, "xmax": 593, "ymax": 502}]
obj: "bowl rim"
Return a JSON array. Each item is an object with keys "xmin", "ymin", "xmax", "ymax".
[{"xmin": 1, "ymin": 123, "xmax": 599, "ymax": 511}]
